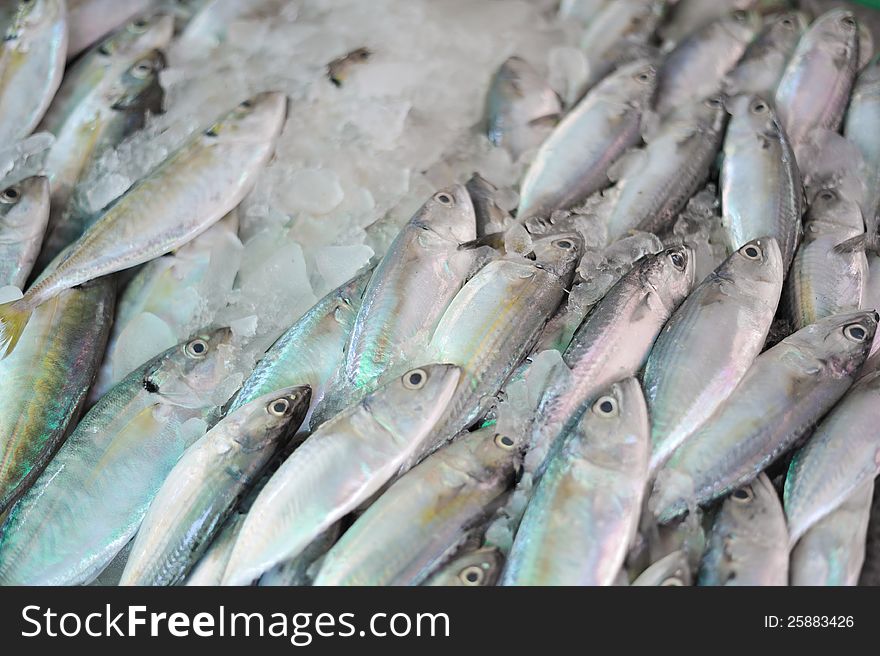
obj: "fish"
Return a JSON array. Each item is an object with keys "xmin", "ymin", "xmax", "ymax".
[
  {"xmin": 659, "ymin": 0, "xmax": 758, "ymax": 47},
  {"xmin": 119, "ymin": 386, "xmax": 311, "ymax": 586},
  {"xmin": 0, "ymin": 0, "xmax": 67, "ymax": 144},
  {"xmin": 423, "ymin": 234, "xmax": 582, "ymax": 453},
  {"xmin": 516, "ymin": 59, "xmax": 656, "ymax": 220},
  {"xmin": 655, "ymin": 11, "xmax": 761, "ymax": 117},
  {"xmin": 631, "ymin": 550, "xmax": 692, "ymax": 586},
  {"xmin": 786, "ymin": 186, "xmax": 867, "ymax": 331},
  {"xmin": 845, "ymin": 55, "xmax": 880, "ymax": 225},
  {"xmin": 720, "ymin": 95, "xmax": 803, "ymax": 269},
  {"xmin": 424, "ymin": 547, "xmax": 504, "ymax": 586},
  {"xmin": 697, "ymin": 474, "xmax": 788, "ymax": 586},
  {"xmin": 220, "ymin": 363, "xmax": 462, "ymax": 585},
  {"xmin": 0, "ymin": 328, "xmax": 238, "ymax": 585},
  {"xmin": 37, "ymin": 14, "xmax": 172, "ymax": 266},
  {"xmin": 65, "ymin": 0, "xmax": 153, "ymax": 58},
  {"xmin": 313, "ymin": 426, "xmax": 521, "ymax": 586},
  {"xmin": 644, "ymin": 238, "xmax": 783, "ymax": 474},
  {"xmin": 596, "ymin": 94, "xmax": 727, "ymax": 241},
  {"xmin": 0, "ymin": 176, "xmax": 50, "ymax": 288},
  {"xmin": 485, "ymin": 56, "xmax": 561, "ymax": 159},
  {"xmin": 790, "ymin": 480, "xmax": 873, "ymax": 586},
  {"xmin": 230, "ymin": 269, "xmax": 371, "ymax": 429},
  {"xmin": 0, "ymin": 92, "xmax": 287, "ymax": 357},
  {"xmin": 89, "ymin": 212, "xmax": 243, "ymax": 403},
  {"xmin": 775, "ymin": 9, "xmax": 859, "ymax": 164},
  {"xmin": 322, "ymin": 186, "xmax": 478, "ymax": 421},
  {"xmin": 0, "ymin": 277, "xmax": 114, "ymax": 514},
  {"xmin": 784, "ymin": 368, "xmax": 880, "ymax": 546},
  {"xmin": 501, "ymin": 378, "xmax": 649, "ymax": 586},
  {"xmin": 723, "ymin": 11, "xmax": 809, "ymax": 99},
  {"xmin": 574, "ymin": 0, "xmax": 664, "ymax": 97},
  {"xmin": 651, "ymin": 311, "xmax": 878, "ymax": 522},
  {"xmin": 532, "ymin": 246, "xmax": 694, "ymax": 470}
]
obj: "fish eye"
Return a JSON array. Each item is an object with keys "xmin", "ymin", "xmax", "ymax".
[
  {"xmin": 668, "ymin": 249, "xmax": 687, "ymax": 271},
  {"xmin": 204, "ymin": 123, "xmax": 221, "ymax": 137},
  {"xmin": 494, "ymin": 434, "xmax": 516, "ymax": 450},
  {"xmin": 818, "ymin": 189, "xmax": 836, "ymax": 202},
  {"xmin": 459, "ymin": 565, "xmax": 484, "ymax": 585},
  {"xmin": 240, "ymin": 99, "xmax": 253, "ymax": 108},
  {"xmin": 433, "ymin": 192, "xmax": 454, "ymax": 206},
  {"xmin": 267, "ymin": 397, "xmax": 290, "ymax": 417},
  {"xmin": 841, "ymin": 14, "xmax": 856, "ymax": 29},
  {"xmin": 129, "ymin": 18, "xmax": 149, "ymax": 33},
  {"xmin": 634, "ymin": 70, "xmax": 652, "ymax": 84},
  {"xmin": 402, "ymin": 368, "xmax": 427, "ymax": 390},
  {"xmin": 552, "ymin": 238, "xmax": 573, "ymax": 250},
  {"xmin": 98, "ymin": 42, "xmax": 114, "ymax": 56},
  {"xmin": 844, "ymin": 323, "xmax": 868, "ymax": 342},
  {"xmin": 704, "ymin": 97, "xmax": 722, "ymax": 108},
  {"xmin": 131, "ymin": 58, "xmax": 154, "ymax": 79},
  {"xmin": 185, "ymin": 338, "xmax": 209, "ymax": 358},
  {"xmin": 592, "ymin": 395, "xmax": 618, "ymax": 417},
  {"xmin": 750, "ymin": 100, "xmax": 768, "ymax": 115},
  {"xmin": 661, "ymin": 577, "xmax": 684, "ymax": 586},
  {"xmin": 0, "ymin": 186, "xmax": 20, "ymax": 204},
  {"xmin": 732, "ymin": 487, "xmax": 753, "ymax": 504},
  {"xmin": 780, "ymin": 16, "xmax": 794, "ymax": 27},
  {"xmin": 740, "ymin": 243, "xmax": 762, "ymax": 260}
]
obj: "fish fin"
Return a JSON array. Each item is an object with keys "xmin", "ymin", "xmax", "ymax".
[
  {"xmin": 607, "ymin": 148, "xmax": 647, "ymax": 183},
  {"xmin": 527, "ymin": 113, "xmax": 561, "ymax": 129},
  {"xmin": 459, "ymin": 232, "xmax": 505, "ymax": 250},
  {"xmin": 0, "ymin": 298, "xmax": 33, "ymax": 358},
  {"xmin": 834, "ymin": 233, "xmax": 869, "ymax": 254}
]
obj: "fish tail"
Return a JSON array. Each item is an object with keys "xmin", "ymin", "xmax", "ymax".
[{"xmin": 0, "ymin": 299, "xmax": 33, "ymax": 359}]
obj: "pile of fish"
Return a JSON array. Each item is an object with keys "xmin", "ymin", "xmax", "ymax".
[{"xmin": 0, "ymin": 0, "xmax": 879, "ymax": 587}]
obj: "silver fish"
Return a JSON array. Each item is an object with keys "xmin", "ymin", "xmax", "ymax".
[
  {"xmin": 220, "ymin": 363, "xmax": 462, "ymax": 585},
  {"xmin": 790, "ymin": 480, "xmax": 873, "ymax": 586},
  {"xmin": 0, "ymin": 176, "xmax": 49, "ymax": 288},
  {"xmin": 501, "ymin": 378, "xmax": 649, "ymax": 586},
  {"xmin": 651, "ymin": 311, "xmax": 878, "ymax": 522},
  {"xmin": 485, "ymin": 57, "xmax": 561, "ymax": 159},
  {"xmin": 314, "ymin": 426, "xmax": 520, "ymax": 586},
  {"xmin": 424, "ymin": 547, "xmax": 504, "ymax": 587},
  {"xmin": 697, "ymin": 474, "xmax": 788, "ymax": 586},
  {"xmin": 845, "ymin": 54, "xmax": 880, "ymax": 223},
  {"xmin": 655, "ymin": 11, "xmax": 761, "ymax": 117},
  {"xmin": 516, "ymin": 59, "xmax": 656, "ymax": 220},
  {"xmin": 720, "ymin": 95, "xmax": 803, "ymax": 269},
  {"xmin": 644, "ymin": 238, "xmax": 783, "ymax": 474}
]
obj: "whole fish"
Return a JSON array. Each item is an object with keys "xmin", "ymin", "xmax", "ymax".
[
  {"xmin": 532, "ymin": 246, "xmax": 694, "ymax": 467},
  {"xmin": 697, "ymin": 474, "xmax": 788, "ymax": 586},
  {"xmin": 597, "ymin": 94, "xmax": 727, "ymax": 241},
  {"xmin": 723, "ymin": 11, "xmax": 809, "ymax": 99},
  {"xmin": 501, "ymin": 378, "xmax": 649, "ymax": 586},
  {"xmin": 0, "ymin": 328, "xmax": 238, "ymax": 585},
  {"xmin": 424, "ymin": 547, "xmax": 504, "ymax": 586},
  {"xmin": 631, "ymin": 550, "xmax": 692, "ymax": 586},
  {"xmin": 90, "ymin": 212, "xmax": 243, "ymax": 402},
  {"xmin": 485, "ymin": 57, "xmax": 561, "ymax": 159},
  {"xmin": 0, "ymin": 0, "xmax": 67, "ymax": 144},
  {"xmin": 786, "ymin": 186, "xmax": 867, "ymax": 331},
  {"xmin": 784, "ymin": 368, "xmax": 880, "ymax": 545},
  {"xmin": 184, "ymin": 512, "xmax": 245, "ymax": 586},
  {"xmin": 229, "ymin": 269, "xmax": 371, "ymax": 427},
  {"xmin": 651, "ymin": 311, "xmax": 877, "ymax": 522},
  {"xmin": 0, "ymin": 92, "xmax": 287, "ymax": 357},
  {"xmin": 120, "ymin": 386, "xmax": 311, "ymax": 586},
  {"xmin": 324, "ymin": 186, "xmax": 477, "ymax": 420},
  {"xmin": 423, "ymin": 235, "xmax": 582, "ymax": 452},
  {"xmin": 655, "ymin": 12, "xmax": 761, "ymax": 117},
  {"xmin": 775, "ymin": 8, "xmax": 859, "ymax": 161},
  {"xmin": 516, "ymin": 59, "xmax": 656, "ymax": 220},
  {"xmin": 66, "ymin": 0, "xmax": 152, "ymax": 58},
  {"xmin": 659, "ymin": 0, "xmax": 758, "ymax": 46},
  {"xmin": 575, "ymin": 0, "xmax": 664, "ymax": 96},
  {"xmin": 0, "ymin": 278, "xmax": 114, "ymax": 514},
  {"xmin": 721, "ymin": 94, "xmax": 803, "ymax": 269},
  {"xmin": 220, "ymin": 363, "xmax": 462, "ymax": 585},
  {"xmin": 314, "ymin": 426, "xmax": 521, "ymax": 586},
  {"xmin": 790, "ymin": 480, "xmax": 873, "ymax": 586},
  {"xmin": 845, "ymin": 55, "xmax": 880, "ymax": 224},
  {"xmin": 38, "ymin": 14, "xmax": 172, "ymax": 265},
  {"xmin": 644, "ymin": 238, "xmax": 783, "ymax": 474},
  {"xmin": 0, "ymin": 176, "xmax": 50, "ymax": 288}
]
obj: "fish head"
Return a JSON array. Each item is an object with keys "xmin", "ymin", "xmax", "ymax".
[
  {"xmin": 725, "ymin": 237, "xmax": 783, "ymax": 289},
  {"xmin": 145, "ymin": 327, "xmax": 238, "ymax": 410},
  {"xmin": 670, "ymin": 93, "xmax": 728, "ymax": 132},
  {"xmin": 365, "ymin": 363, "xmax": 462, "ymax": 436},
  {"xmin": 230, "ymin": 385, "xmax": 312, "ymax": 451},
  {"xmin": 468, "ymin": 426, "xmax": 524, "ymax": 476},
  {"xmin": 599, "ymin": 59, "xmax": 657, "ymax": 107},
  {"xmin": 110, "ymin": 50, "xmax": 167, "ymax": 112},
  {"xmin": 530, "ymin": 233, "xmax": 582, "ymax": 280},
  {"xmin": 809, "ymin": 9, "xmax": 859, "ymax": 61},
  {"xmin": 448, "ymin": 547, "xmax": 503, "ymax": 586},
  {"xmin": 641, "ymin": 245, "xmax": 695, "ymax": 310},
  {"xmin": 94, "ymin": 13, "xmax": 175, "ymax": 59},
  {"xmin": 806, "ymin": 187, "xmax": 864, "ymax": 231},
  {"xmin": 765, "ymin": 11, "xmax": 809, "ymax": 48},
  {"xmin": 727, "ymin": 94, "xmax": 781, "ymax": 143},
  {"xmin": 788, "ymin": 310, "xmax": 878, "ymax": 379},
  {"xmin": 413, "ymin": 185, "xmax": 477, "ymax": 245},
  {"xmin": 573, "ymin": 377, "xmax": 649, "ymax": 472},
  {"xmin": 720, "ymin": 9, "xmax": 762, "ymax": 44},
  {"xmin": 202, "ymin": 91, "xmax": 288, "ymax": 147},
  {"xmin": 0, "ymin": 175, "xmax": 48, "ymax": 228},
  {"xmin": 722, "ymin": 473, "xmax": 778, "ymax": 529}
]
